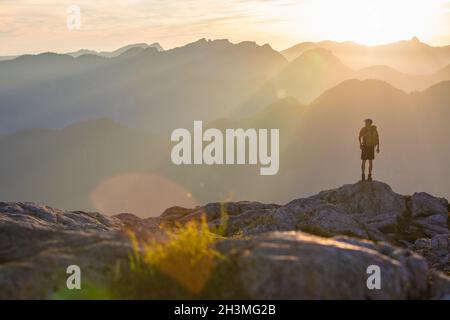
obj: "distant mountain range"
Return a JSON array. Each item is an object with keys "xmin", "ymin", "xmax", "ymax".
[
  {"xmin": 282, "ymin": 37, "xmax": 450, "ymax": 74},
  {"xmin": 0, "ymin": 42, "xmax": 164, "ymax": 62},
  {"xmin": 240, "ymin": 47, "xmax": 450, "ymax": 112},
  {"xmin": 3, "ymin": 38, "xmax": 450, "ymax": 134},
  {"xmin": 0, "ymin": 39, "xmax": 285, "ymax": 134},
  {"xmin": 66, "ymin": 42, "xmax": 164, "ymax": 58}
]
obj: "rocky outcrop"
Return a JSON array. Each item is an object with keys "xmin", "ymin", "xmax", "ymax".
[
  {"xmin": 0, "ymin": 202, "xmax": 163, "ymax": 299},
  {"xmin": 412, "ymin": 235, "xmax": 450, "ymax": 274},
  {"xmin": 162, "ymin": 181, "xmax": 449, "ymax": 244},
  {"xmin": 216, "ymin": 232, "xmax": 431, "ymax": 299},
  {"xmin": 409, "ymin": 193, "xmax": 450, "ymax": 238},
  {"xmin": 0, "ymin": 181, "xmax": 449, "ymax": 299}
]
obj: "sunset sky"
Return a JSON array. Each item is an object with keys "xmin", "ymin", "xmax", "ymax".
[{"xmin": 1, "ymin": 0, "xmax": 450, "ymax": 55}]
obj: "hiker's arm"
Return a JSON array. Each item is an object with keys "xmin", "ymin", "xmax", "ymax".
[
  {"xmin": 376, "ymin": 131, "xmax": 380, "ymax": 152},
  {"xmin": 358, "ymin": 130, "xmax": 363, "ymax": 147}
]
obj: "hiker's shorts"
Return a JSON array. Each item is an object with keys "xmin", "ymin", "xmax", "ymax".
[{"xmin": 361, "ymin": 145, "xmax": 375, "ymax": 160}]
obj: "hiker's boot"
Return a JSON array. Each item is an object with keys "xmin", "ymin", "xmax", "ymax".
[
  {"xmin": 368, "ymin": 174, "xmax": 373, "ymax": 181},
  {"xmin": 361, "ymin": 173, "xmax": 366, "ymax": 181}
]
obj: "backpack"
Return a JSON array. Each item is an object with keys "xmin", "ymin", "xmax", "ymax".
[{"xmin": 365, "ymin": 125, "xmax": 379, "ymax": 146}]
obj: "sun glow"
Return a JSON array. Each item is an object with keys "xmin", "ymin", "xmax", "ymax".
[
  {"xmin": 291, "ymin": 0, "xmax": 445, "ymax": 45},
  {"xmin": 1, "ymin": 0, "xmax": 449, "ymax": 55}
]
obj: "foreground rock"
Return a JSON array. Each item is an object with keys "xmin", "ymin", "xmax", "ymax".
[
  {"xmin": 412, "ymin": 235, "xmax": 450, "ymax": 274},
  {"xmin": 166, "ymin": 181, "xmax": 449, "ymax": 242},
  {"xmin": 0, "ymin": 181, "xmax": 449, "ymax": 299},
  {"xmin": 163, "ymin": 181, "xmax": 449, "ymax": 274},
  {"xmin": 0, "ymin": 202, "xmax": 163, "ymax": 299},
  {"xmin": 160, "ymin": 182, "xmax": 450, "ymax": 277},
  {"xmin": 217, "ymin": 231, "xmax": 437, "ymax": 299}
]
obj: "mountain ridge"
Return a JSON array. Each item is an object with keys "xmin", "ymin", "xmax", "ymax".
[
  {"xmin": 241, "ymin": 47, "xmax": 450, "ymax": 111},
  {"xmin": 0, "ymin": 38, "xmax": 286, "ymax": 134},
  {"xmin": 282, "ymin": 37, "xmax": 450, "ymax": 74}
]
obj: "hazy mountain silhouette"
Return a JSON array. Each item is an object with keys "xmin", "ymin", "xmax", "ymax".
[
  {"xmin": 0, "ymin": 39, "xmax": 286, "ymax": 134},
  {"xmin": 3, "ymin": 39, "xmax": 450, "ymax": 135},
  {"xmin": 356, "ymin": 64, "xmax": 450, "ymax": 92},
  {"xmin": 240, "ymin": 48, "xmax": 450, "ymax": 110},
  {"xmin": 66, "ymin": 42, "xmax": 164, "ymax": 58},
  {"xmin": 0, "ymin": 43, "xmax": 163, "ymax": 62},
  {"xmin": 239, "ymin": 48, "xmax": 353, "ymax": 112},
  {"xmin": 1, "ymin": 80, "xmax": 450, "ymax": 216},
  {"xmin": 0, "ymin": 118, "xmax": 167, "ymax": 211},
  {"xmin": 0, "ymin": 55, "xmax": 16, "ymax": 62},
  {"xmin": 282, "ymin": 37, "xmax": 450, "ymax": 74}
]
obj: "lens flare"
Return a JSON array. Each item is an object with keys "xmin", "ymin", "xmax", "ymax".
[{"xmin": 90, "ymin": 172, "xmax": 199, "ymax": 217}]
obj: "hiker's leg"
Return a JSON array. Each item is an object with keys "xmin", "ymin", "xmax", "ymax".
[
  {"xmin": 369, "ymin": 160, "xmax": 373, "ymax": 175},
  {"xmin": 361, "ymin": 160, "xmax": 366, "ymax": 174}
]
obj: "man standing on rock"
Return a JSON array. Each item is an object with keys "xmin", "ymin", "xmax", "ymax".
[{"xmin": 359, "ymin": 118, "xmax": 380, "ymax": 181}]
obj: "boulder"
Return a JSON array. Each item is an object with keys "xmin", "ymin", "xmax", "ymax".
[
  {"xmin": 216, "ymin": 231, "xmax": 430, "ymax": 299},
  {"xmin": 173, "ymin": 181, "xmax": 449, "ymax": 243},
  {"xmin": 413, "ymin": 235, "xmax": 450, "ymax": 274},
  {"xmin": 430, "ymin": 271, "xmax": 450, "ymax": 300},
  {"xmin": 0, "ymin": 202, "xmax": 163, "ymax": 299},
  {"xmin": 276, "ymin": 197, "xmax": 374, "ymax": 239}
]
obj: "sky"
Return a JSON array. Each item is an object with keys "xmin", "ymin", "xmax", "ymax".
[{"xmin": 1, "ymin": 0, "xmax": 450, "ymax": 56}]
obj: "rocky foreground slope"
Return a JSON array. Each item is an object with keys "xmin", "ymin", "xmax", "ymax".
[{"xmin": 0, "ymin": 181, "xmax": 449, "ymax": 299}]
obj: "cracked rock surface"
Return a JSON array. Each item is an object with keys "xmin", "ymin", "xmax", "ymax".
[{"xmin": 1, "ymin": 181, "xmax": 449, "ymax": 299}]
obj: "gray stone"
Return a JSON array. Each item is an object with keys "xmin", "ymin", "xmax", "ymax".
[
  {"xmin": 414, "ymin": 238, "xmax": 431, "ymax": 250},
  {"xmin": 431, "ymin": 234, "xmax": 450, "ymax": 251},
  {"xmin": 216, "ymin": 231, "xmax": 429, "ymax": 299},
  {"xmin": 430, "ymin": 270, "xmax": 450, "ymax": 299},
  {"xmin": 0, "ymin": 202, "xmax": 164, "ymax": 299},
  {"xmin": 1, "ymin": 180, "xmax": 449, "ymax": 299}
]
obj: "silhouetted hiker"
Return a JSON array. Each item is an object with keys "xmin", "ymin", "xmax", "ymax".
[{"xmin": 359, "ymin": 118, "xmax": 380, "ymax": 181}]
